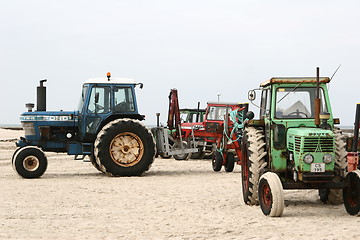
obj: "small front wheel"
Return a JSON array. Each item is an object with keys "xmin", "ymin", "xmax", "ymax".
[
  {"xmin": 224, "ymin": 152, "xmax": 235, "ymax": 172},
  {"xmin": 343, "ymin": 170, "xmax": 360, "ymax": 215},
  {"xmin": 13, "ymin": 146, "xmax": 48, "ymax": 178},
  {"xmin": 212, "ymin": 151, "xmax": 223, "ymax": 172},
  {"xmin": 258, "ymin": 172, "xmax": 284, "ymax": 217}
]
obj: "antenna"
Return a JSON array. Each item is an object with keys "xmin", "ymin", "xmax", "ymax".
[
  {"xmin": 328, "ymin": 64, "xmax": 341, "ymax": 91},
  {"xmin": 330, "ymin": 64, "xmax": 341, "ymax": 80}
]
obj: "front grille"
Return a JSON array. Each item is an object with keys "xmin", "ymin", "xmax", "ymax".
[
  {"xmin": 288, "ymin": 142, "xmax": 294, "ymax": 151},
  {"xmin": 295, "ymin": 136, "xmax": 334, "ymax": 152}
]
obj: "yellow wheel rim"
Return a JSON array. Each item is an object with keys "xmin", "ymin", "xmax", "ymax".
[
  {"xmin": 23, "ymin": 155, "xmax": 39, "ymax": 171},
  {"xmin": 109, "ymin": 132, "xmax": 144, "ymax": 167}
]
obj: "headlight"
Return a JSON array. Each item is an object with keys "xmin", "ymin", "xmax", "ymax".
[
  {"xmin": 21, "ymin": 122, "xmax": 35, "ymax": 136},
  {"xmin": 323, "ymin": 154, "xmax": 333, "ymax": 164},
  {"xmin": 303, "ymin": 154, "xmax": 314, "ymax": 164}
]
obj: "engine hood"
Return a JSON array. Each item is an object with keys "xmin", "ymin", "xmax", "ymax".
[
  {"xmin": 287, "ymin": 127, "xmax": 334, "ymax": 138},
  {"xmin": 20, "ymin": 111, "xmax": 79, "ymax": 131},
  {"xmin": 21, "ymin": 111, "xmax": 78, "ymax": 123}
]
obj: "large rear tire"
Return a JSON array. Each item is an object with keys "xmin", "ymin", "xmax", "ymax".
[
  {"xmin": 241, "ymin": 127, "xmax": 267, "ymax": 205},
  {"xmin": 321, "ymin": 129, "xmax": 347, "ymax": 204},
  {"xmin": 13, "ymin": 146, "xmax": 48, "ymax": 178},
  {"xmin": 94, "ymin": 119, "xmax": 155, "ymax": 176},
  {"xmin": 89, "ymin": 154, "xmax": 105, "ymax": 173},
  {"xmin": 258, "ymin": 172, "xmax": 285, "ymax": 217},
  {"xmin": 343, "ymin": 170, "xmax": 360, "ymax": 215}
]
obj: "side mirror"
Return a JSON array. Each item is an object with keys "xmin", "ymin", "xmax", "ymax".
[
  {"xmin": 95, "ymin": 92, "xmax": 99, "ymax": 104},
  {"xmin": 245, "ymin": 111, "xmax": 255, "ymax": 120},
  {"xmin": 248, "ymin": 90, "xmax": 256, "ymax": 101},
  {"xmin": 137, "ymin": 83, "xmax": 144, "ymax": 89}
]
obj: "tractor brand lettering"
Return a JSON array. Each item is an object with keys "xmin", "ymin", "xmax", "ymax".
[
  {"xmin": 181, "ymin": 125, "xmax": 205, "ymax": 130},
  {"xmin": 193, "ymin": 125, "xmax": 204, "ymax": 130},
  {"xmin": 21, "ymin": 115, "xmax": 77, "ymax": 121},
  {"xmin": 309, "ymin": 132, "xmax": 330, "ymax": 137}
]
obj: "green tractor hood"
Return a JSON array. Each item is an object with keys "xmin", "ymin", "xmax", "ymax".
[{"xmin": 287, "ymin": 127, "xmax": 335, "ymax": 176}]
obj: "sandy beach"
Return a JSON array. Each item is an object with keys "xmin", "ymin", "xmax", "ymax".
[{"xmin": 1, "ymin": 128, "xmax": 359, "ymax": 240}]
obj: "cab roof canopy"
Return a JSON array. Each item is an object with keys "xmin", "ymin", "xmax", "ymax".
[
  {"xmin": 260, "ymin": 77, "xmax": 330, "ymax": 87},
  {"xmin": 207, "ymin": 101, "xmax": 243, "ymax": 105},
  {"xmin": 84, "ymin": 77, "xmax": 137, "ymax": 85}
]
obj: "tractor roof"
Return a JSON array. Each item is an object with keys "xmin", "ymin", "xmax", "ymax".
[
  {"xmin": 84, "ymin": 78, "xmax": 137, "ymax": 85},
  {"xmin": 207, "ymin": 101, "xmax": 243, "ymax": 106},
  {"xmin": 260, "ymin": 77, "xmax": 330, "ymax": 87}
]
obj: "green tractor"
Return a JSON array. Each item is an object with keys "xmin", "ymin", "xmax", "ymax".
[{"xmin": 241, "ymin": 69, "xmax": 360, "ymax": 216}]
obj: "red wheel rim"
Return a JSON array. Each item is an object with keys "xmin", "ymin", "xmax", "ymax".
[{"xmin": 261, "ymin": 181, "xmax": 272, "ymax": 207}]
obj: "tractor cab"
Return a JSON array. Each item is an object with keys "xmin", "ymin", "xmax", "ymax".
[
  {"xmin": 256, "ymin": 77, "xmax": 334, "ymax": 125},
  {"xmin": 77, "ymin": 75, "xmax": 144, "ymax": 141}
]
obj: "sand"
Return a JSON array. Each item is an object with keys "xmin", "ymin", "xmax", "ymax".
[{"xmin": 1, "ymin": 128, "xmax": 359, "ymax": 240}]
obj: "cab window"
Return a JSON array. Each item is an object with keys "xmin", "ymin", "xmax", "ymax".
[
  {"xmin": 114, "ymin": 87, "xmax": 135, "ymax": 112},
  {"xmin": 275, "ymin": 87, "xmax": 328, "ymax": 119},
  {"xmin": 87, "ymin": 86, "xmax": 111, "ymax": 114}
]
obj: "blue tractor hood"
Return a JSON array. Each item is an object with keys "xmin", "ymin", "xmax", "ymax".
[{"xmin": 19, "ymin": 111, "xmax": 79, "ymax": 146}]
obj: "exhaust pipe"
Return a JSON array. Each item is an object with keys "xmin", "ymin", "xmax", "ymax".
[
  {"xmin": 37, "ymin": 79, "xmax": 47, "ymax": 111},
  {"xmin": 314, "ymin": 67, "xmax": 320, "ymax": 127}
]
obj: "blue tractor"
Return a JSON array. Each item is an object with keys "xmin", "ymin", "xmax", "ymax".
[{"xmin": 12, "ymin": 73, "xmax": 156, "ymax": 178}]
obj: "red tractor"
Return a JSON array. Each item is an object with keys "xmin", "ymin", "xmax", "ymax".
[
  {"xmin": 153, "ymin": 89, "xmax": 249, "ymax": 171},
  {"xmin": 180, "ymin": 102, "xmax": 247, "ymax": 167},
  {"xmin": 164, "ymin": 89, "xmax": 249, "ymax": 171}
]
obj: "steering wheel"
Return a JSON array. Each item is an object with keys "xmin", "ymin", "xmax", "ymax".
[
  {"xmin": 94, "ymin": 103, "xmax": 104, "ymax": 112},
  {"xmin": 287, "ymin": 111, "xmax": 309, "ymax": 118}
]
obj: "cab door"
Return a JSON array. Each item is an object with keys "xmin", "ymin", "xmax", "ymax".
[{"xmin": 80, "ymin": 85, "xmax": 111, "ymax": 141}]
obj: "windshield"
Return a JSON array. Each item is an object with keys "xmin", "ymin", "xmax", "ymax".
[
  {"xmin": 77, "ymin": 85, "xmax": 88, "ymax": 111},
  {"xmin": 207, "ymin": 106, "xmax": 233, "ymax": 121},
  {"xmin": 275, "ymin": 87, "xmax": 328, "ymax": 119}
]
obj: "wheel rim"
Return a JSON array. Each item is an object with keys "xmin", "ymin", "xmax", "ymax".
[
  {"xmin": 261, "ymin": 181, "xmax": 272, "ymax": 208},
  {"xmin": 23, "ymin": 155, "xmax": 40, "ymax": 171},
  {"xmin": 109, "ymin": 132, "xmax": 144, "ymax": 167}
]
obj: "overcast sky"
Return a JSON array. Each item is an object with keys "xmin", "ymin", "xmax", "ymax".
[{"xmin": 1, "ymin": 0, "xmax": 359, "ymax": 126}]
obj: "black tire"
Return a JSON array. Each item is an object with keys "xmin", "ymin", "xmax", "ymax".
[
  {"xmin": 318, "ymin": 188, "xmax": 329, "ymax": 203},
  {"xmin": 241, "ymin": 127, "xmax": 267, "ymax": 205},
  {"xmin": 323, "ymin": 129, "xmax": 348, "ymax": 204},
  {"xmin": 212, "ymin": 151, "xmax": 223, "ymax": 172},
  {"xmin": 224, "ymin": 152, "xmax": 235, "ymax": 172},
  {"xmin": 159, "ymin": 153, "xmax": 172, "ymax": 159},
  {"xmin": 343, "ymin": 170, "xmax": 360, "ymax": 215},
  {"xmin": 13, "ymin": 146, "xmax": 48, "ymax": 178},
  {"xmin": 11, "ymin": 147, "xmax": 22, "ymax": 171},
  {"xmin": 172, "ymin": 141, "xmax": 190, "ymax": 161},
  {"xmin": 258, "ymin": 172, "xmax": 284, "ymax": 217},
  {"xmin": 94, "ymin": 119, "xmax": 155, "ymax": 176},
  {"xmin": 89, "ymin": 154, "xmax": 105, "ymax": 173},
  {"xmin": 190, "ymin": 148, "xmax": 206, "ymax": 159}
]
